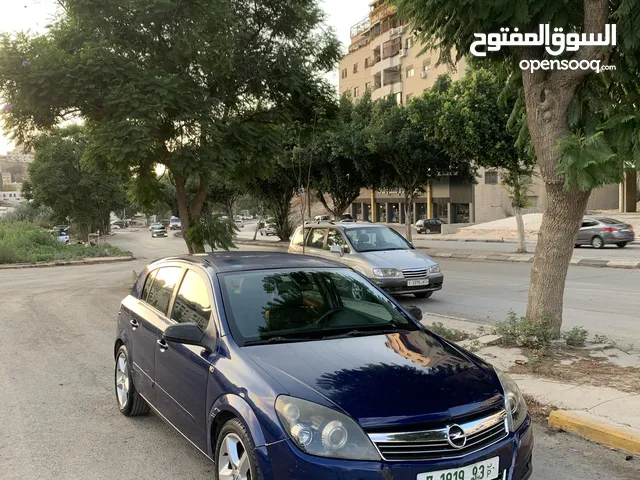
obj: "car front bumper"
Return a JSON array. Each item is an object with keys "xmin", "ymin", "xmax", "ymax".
[
  {"xmin": 370, "ymin": 273, "xmax": 444, "ymax": 295},
  {"xmin": 259, "ymin": 415, "xmax": 533, "ymax": 480}
]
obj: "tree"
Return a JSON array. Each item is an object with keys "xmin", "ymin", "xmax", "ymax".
[
  {"xmin": 394, "ymin": 0, "xmax": 640, "ymax": 331},
  {"xmin": 205, "ymin": 172, "xmax": 245, "ymax": 219},
  {"xmin": 366, "ymin": 93, "xmax": 471, "ymax": 242},
  {"xmin": 0, "ymin": 0, "xmax": 340, "ymax": 253},
  {"xmin": 306, "ymin": 96, "xmax": 368, "ymax": 219},
  {"xmin": 22, "ymin": 125, "xmax": 126, "ymax": 240},
  {"xmin": 438, "ymin": 69, "xmax": 536, "ymax": 253}
]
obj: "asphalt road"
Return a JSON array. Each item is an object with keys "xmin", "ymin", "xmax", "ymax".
[{"xmin": 1, "ymin": 231, "xmax": 638, "ymax": 479}]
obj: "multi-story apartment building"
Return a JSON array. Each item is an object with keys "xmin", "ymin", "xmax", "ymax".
[
  {"xmin": 339, "ymin": 1, "xmax": 633, "ymax": 224},
  {"xmin": 339, "ymin": 1, "xmax": 466, "ymax": 104}
]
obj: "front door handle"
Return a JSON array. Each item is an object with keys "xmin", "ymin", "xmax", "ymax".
[
  {"xmin": 157, "ymin": 338, "xmax": 169, "ymax": 351},
  {"xmin": 130, "ymin": 319, "xmax": 139, "ymax": 329}
]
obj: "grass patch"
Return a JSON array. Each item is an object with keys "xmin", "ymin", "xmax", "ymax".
[
  {"xmin": 0, "ymin": 221, "xmax": 131, "ymax": 264},
  {"xmin": 428, "ymin": 322, "xmax": 472, "ymax": 342}
]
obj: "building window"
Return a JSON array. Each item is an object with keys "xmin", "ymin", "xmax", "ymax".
[
  {"xmin": 365, "ymin": 57, "xmax": 372, "ymax": 68},
  {"xmin": 406, "ymin": 66, "xmax": 414, "ymax": 78},
  {"xmin": 422, "ymin": 58, "xmax": 431, "ymax": 70},
  {"xmin": 485, "ymin": 171, "xmax": 499, "ymax": 185},
  {"xmin": 365, "ymin": 81, "xmax": 371, "ymax": 90},
  {"xmin": 394, "ymin": 92, "xmax": 402, "ymax": 105},
  {"xmin": 341, "ymin": 68, "xmax": 347, "ymax": 79},
  {"xmin": 405, "ymin": 93, "xmax": 414, "ymax": 102},
  {"xmin": 406, "ymin": 37, "xmax": 414, "ymax": 49},
  {"xmin": 353, "ymin": 86, "xmax": 360, "ymax": 98},
  {"xmin": 353, "ymin": 62, "xmax": 359, "ymax": 73}
]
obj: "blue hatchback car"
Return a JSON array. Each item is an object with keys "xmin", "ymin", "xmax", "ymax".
[{"xmin": 114, "ymin": 252, "xmax": 533, "ymax": 480}]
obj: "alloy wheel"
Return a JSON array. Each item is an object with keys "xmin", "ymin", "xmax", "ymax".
[
  {"xmin": 115, "ymin": 352, "xmax": 130, "ymax": 409},
  {"xmin": 218, "ymin": 433, "xmax": 251, "ymax": 480},
  {"xmin": 591, "ymin": 236, "xmax": 603, "ymax": 249}
]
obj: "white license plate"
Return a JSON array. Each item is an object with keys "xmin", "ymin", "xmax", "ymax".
[
  {"xmin": 417, "ymin": 457, "xmax": 500, "ymax": 480},
  {"xmin": 407, "ymin": 279, "xmax": 430, "ymax": 287}
]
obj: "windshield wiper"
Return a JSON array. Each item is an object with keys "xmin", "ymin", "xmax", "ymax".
[
  {"xmin": 322, "ymin": 325, "xmax": 415, "ymax": 340},
  {"xmin": 243, "ymin": 336, "xmax": 311, "ymax": 346}
]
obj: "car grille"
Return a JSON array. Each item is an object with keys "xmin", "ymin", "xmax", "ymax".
[
  {"xmin": 402, "ymin": 268, "xmax": 428, "ymax": 279},
  {"xmin": 368, "ymin": 409, "xmax": 508, "ymax": 461}
]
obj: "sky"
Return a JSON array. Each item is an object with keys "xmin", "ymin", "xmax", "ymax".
[{"xmin": 0, "ymin": 0, "xmax": 370, "ymax": 154}]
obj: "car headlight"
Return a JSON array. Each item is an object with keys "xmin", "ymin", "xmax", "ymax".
[
  {"xmin": 275, "ymin": 396, "xmax": 380, "ymax": 461},
  {"xmin": 496, "ymin": 369, "xmax": 528, "ymax": 432},
  {"xmin": 372, "ymin": 268, "xmax": 401, "ymax": 277},
  {"xmin": 429, "ymin": 264, "xmax": 440, "ymax": 274}
]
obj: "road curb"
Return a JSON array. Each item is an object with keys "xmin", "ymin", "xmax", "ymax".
[
  {"xmin": 426, "ymin": 250, "xmax": 640, "ymax": 269},
  {"xmin": 0, "ymin": 256, "xmax": 135, "ymax": 270},
  {"xmin": 236, "ymin": 239, "xmax": 288, "ymax": 248},
  {"xmin": 549, "ymin": 410, "xmax": 640, "ymax": 455}
]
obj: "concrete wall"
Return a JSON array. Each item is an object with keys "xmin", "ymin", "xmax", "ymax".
[{"xmin": 587, "ymin": 183, "xmax": 620, "ymax": 211}]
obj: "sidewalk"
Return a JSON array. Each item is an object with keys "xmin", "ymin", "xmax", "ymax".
[
  {"xmin": 421, "ymin": 313, "xmax": 640, "ymax": 455},
  {"xmin": 235, "ymin": 238, "xmax": 640, "ymax": 269}
]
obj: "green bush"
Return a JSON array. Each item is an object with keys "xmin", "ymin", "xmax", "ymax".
[
  {"xmin": 428, "ymin": 322, "xmax": 471, "ymax": 342},
  {"xmin": 494, "ymin": 310, "xmax": 558, "ymax": 350},
  {"xmin": 0, "ymin": 221, "xmax": 131, "ymax": 264},
  {"xmin": 563, "ymin": 326, "xmax": 589, "ymax": 347}
]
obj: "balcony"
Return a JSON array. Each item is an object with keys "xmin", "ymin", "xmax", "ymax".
[
  {"xmin": 350, "ymin": 16, "xmax": 371, "ymax": 38},
  {"xmin": 370, "ymin": 3, "xmax": 397, "ymax": 25}
]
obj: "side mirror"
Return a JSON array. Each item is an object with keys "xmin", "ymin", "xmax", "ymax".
[
  {"xmin": 163, "ymin": 323, "xmax": 206, "ymax": 346},
  {"xmin": 405, "ymin": 305, "xmax": 423, "ymax": 321},
  {"xmin": 329, "ymin": 244, "xmax": 343, "ymax": 256}
]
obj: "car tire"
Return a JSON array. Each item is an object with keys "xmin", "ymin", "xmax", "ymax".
[
  {"xmin": 591, "ymin": 236, "xmax": 604, "ymax": 249},
  {"xmin": 115, "ymin": 345, "xmax": 150, "ymax": 417},
  {"xmin": 574, "ymin": 244, "xmax": 581, "ymax": 248},
  {"xmin": 413, "ymin": 292, "xmax": 433, "ymax": 299},
  {"xmin": 260, "ymin": 231, "xmax": 263, "ymax": 236},
  {"xmin": 215, "ymin": 418, "xmax": 262, "ymax": 480},
  {"xmin": 616, "ymin": 242, "xmax": 628, "ymax": 248},
  {"xmin": 426, "ymin": 228, "xmax": 431, "ymax": 234}
]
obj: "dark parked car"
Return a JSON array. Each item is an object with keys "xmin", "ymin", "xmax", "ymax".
[
  {"xmin": 114, "ymin": 252, "xmax": 533, "ymax": 480},
  {"xmin": 416, "ymin": 218, "xmax": 445, "ymax": 234},
  {"xmin": 575, "ymin": 217, "xmax": 635, "ymax": 248}
]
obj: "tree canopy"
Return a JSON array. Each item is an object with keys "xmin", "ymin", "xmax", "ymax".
[{"xmin": 0, "ymin": 0, "xmax": 341, "ymax": 252}]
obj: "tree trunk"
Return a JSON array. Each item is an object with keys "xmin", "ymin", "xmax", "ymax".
[
  {"xmin": 316, "ymin": 191, "xmax": 337, "ymax": 218},
  {"xmin": 515, "ymin": 208, "xmax": 526, "ymax": 253},
  {"xmin": 174, "ymin": 174, "xmax": 194, "ymax": 253},
  {"xmin": 404, "ymin": 192, "xmax": 413, "ymax": 243},
  {"xmin": 522, "ymin": 79, "xmax": 592, "ymax": 332},
  {"xmin": 518, "ymin": 0, "xmax": 608, "ymax": 332}
]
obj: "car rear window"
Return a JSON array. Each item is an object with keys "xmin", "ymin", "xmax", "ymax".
[{"xmin": 600, "ymin": 218, "xmax": 623, "ymax": 224}]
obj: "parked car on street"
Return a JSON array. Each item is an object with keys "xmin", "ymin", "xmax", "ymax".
[
  {"xmin": 575, "ymin": 217, "xmax": 635, "ymax": 248},
  {"xmin": 151, "ymin": 225, "xmax": 168, "ymax": 238},
  {"xmin": 115, "ymin": 252, "xmax": 532, "ymax": 480},
  {"xmin": 289, "ymin": 223, "xmax": 443, "ymax": 299},
  {"xmin": 416, "ymin": 218, "xmax": 445, "ymax": 234},
  {"xmin": 235, "ymin": 219, "xmax": 244, "ymax": 229},
  {"xmin": 260, "ymin": 223, "xmax": 277, "ymax": 236}
]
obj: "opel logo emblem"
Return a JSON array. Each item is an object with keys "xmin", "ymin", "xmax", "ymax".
[{"xmin": 446, "ymin": 424, "xmax": 467, "ymax": 449}]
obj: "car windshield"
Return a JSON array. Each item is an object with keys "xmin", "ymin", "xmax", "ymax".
[
  {"xmin": 219, "ymin": 268, "xmax": 419, "ymax": 346},
  {"xmin": 343, "ymin": 226, "xmax": 413, "ymax": 252}
]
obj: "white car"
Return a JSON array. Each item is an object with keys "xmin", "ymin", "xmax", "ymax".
[
  {"xmin": 235, "ymin": 219, "xmax": 244, "ymax": 228},
  {"xmin": 260, "ymin": 224, "xmax": 277, "ymax": 236},
  {"xmin": 149, "ymin": 222, "xmax": 163, "ymax": 231}
]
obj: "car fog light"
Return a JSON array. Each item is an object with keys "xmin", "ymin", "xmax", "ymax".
[
  {"xmin": 291, "ymin": 424, "xmax": 313, "ymax": 447},
  {"xmin": 322, "ymin": 421, "xmax": 348, "ymax": 449}
]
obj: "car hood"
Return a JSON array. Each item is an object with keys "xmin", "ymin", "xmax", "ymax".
[
  {"xmin": 360, "ymin": 249, "xmax": 435, "ymax": 269},
  {"xmin": 243, "ymin": 331, "xmax": 502, "ymax": 429}
]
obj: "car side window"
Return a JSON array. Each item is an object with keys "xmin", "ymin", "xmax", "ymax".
[
  {"xmin": 291, "ymin": 228, "xmax": 310, "ymax": 246},
  {"xmin": 581, "ymin": 220, "xmax": 597, "ymax": 228},
  {"xmin": 141, "ymin": 269, "xmax": 158, "ymax": 301},
  {"xmin": 146, "ymin": 267, "xmax": 182, "ymax": 315},
  {"xmin": 325, "ymin": 229, "xmax": 350, "ymax": 253},
  {"xmin": 171, "ymin": 270, "xmax": 212, "ymax": 330},
  {"xmin": 306, "ymin": 228, "xmax": 326, "ymax": 249}
]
